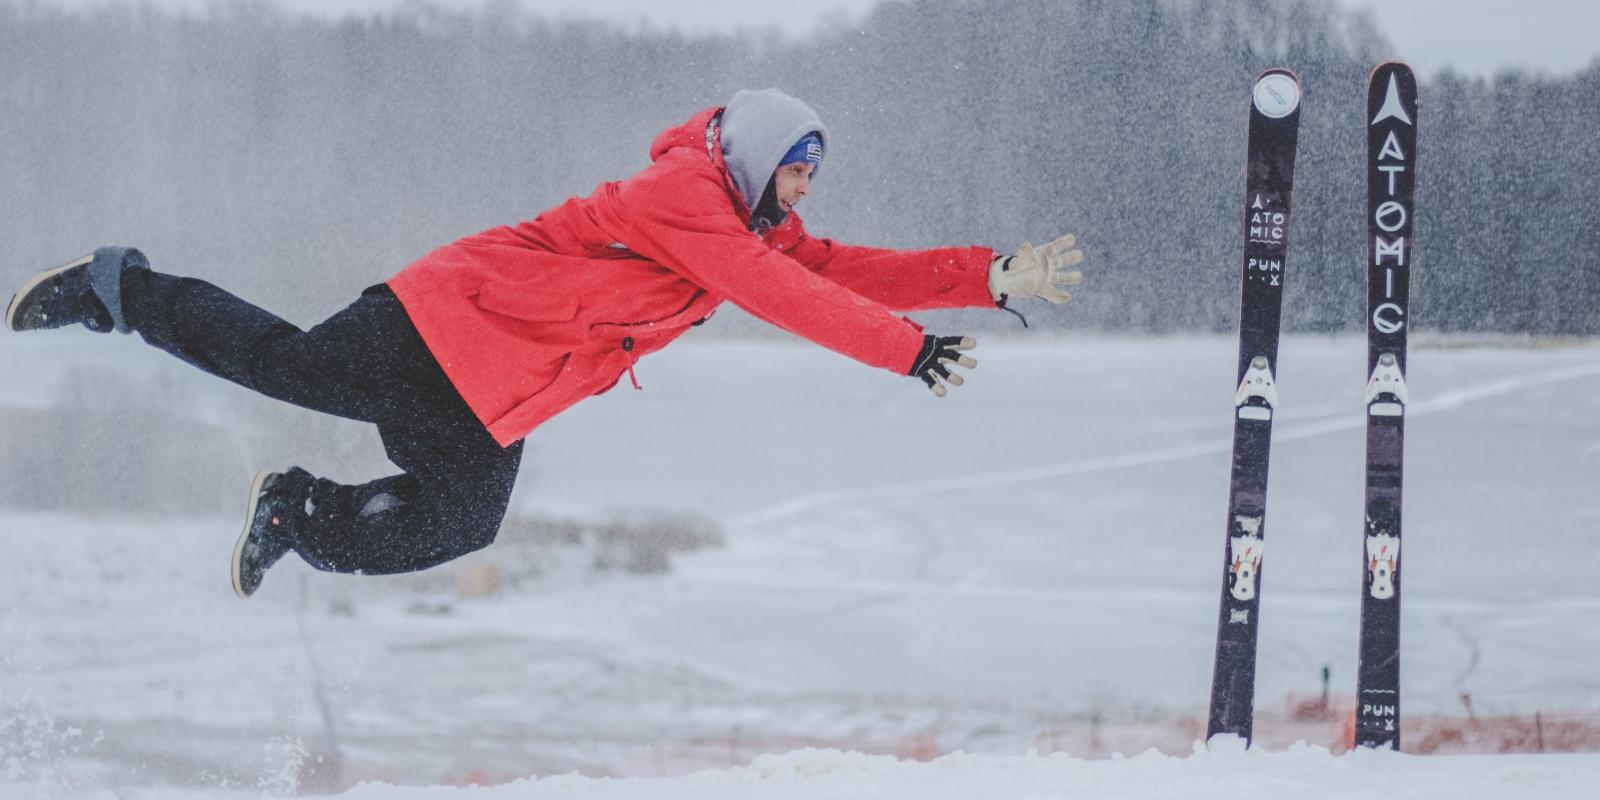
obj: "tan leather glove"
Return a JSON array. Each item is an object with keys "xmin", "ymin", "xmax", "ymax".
[{"xmin": 989, "ymin": 233, "xmax": 1085, "ymax": 304}]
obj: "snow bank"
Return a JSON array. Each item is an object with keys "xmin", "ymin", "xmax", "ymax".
[
  {"xmin": 329, "ymin": 744, "xmax": 1600, "ymax": 800},
  {"xmin": 7, "ymin": 744, "xmax": 1600, "ymax": 799},
  {"xmin": 5, "ymin": 337, "xmax": 1600, "ymax": 798}
]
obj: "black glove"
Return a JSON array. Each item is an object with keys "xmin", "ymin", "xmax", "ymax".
[{"xmin": 908, "ymin": 335, "xmax": 977, "ymax": 397}]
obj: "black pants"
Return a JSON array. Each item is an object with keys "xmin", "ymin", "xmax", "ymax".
[{"xmin": 121, "ymin": 268, "xmax": 523, "ymax": 576}]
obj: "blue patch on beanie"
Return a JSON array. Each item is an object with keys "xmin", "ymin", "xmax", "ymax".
[{"xmin": 779, "ymin": 132, "xmax": 825, "ymax": 171}]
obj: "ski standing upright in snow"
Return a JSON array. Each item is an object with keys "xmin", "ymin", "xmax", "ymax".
[
  {"xmin": 1355, "ymin": 61, "xmax": 1417, "ymax": 751},
  {"xmin": 1207, "ymin": 68, "xmax": 1302, "ymax": 745}
]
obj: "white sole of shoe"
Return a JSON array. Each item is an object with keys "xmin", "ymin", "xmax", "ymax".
[
  {"xmin": 231, "ymin": 469, "xmax": 274, "ymax": 599},
  {"xmin": 4, "ymin": 253, "xmax": 95, "ymax": 332}
]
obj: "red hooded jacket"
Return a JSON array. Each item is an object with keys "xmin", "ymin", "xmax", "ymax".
[{"xmin": 388, "ymin": 107, "xmax": 998, "ymax": 447}]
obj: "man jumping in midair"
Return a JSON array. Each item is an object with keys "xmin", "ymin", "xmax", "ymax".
[{"xmin": 5, "ymin": 89, "xmax": 1084, "ymax": 598}]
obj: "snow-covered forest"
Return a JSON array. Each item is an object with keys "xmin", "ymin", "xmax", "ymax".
[{"xmin": 1, "ymin": 0, "xmax": 1595, "ymax": 335}]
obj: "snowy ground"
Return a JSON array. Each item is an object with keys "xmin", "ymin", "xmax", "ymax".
[{"xmin": 3, "ymin": 330, "xmax": 1599, "ymax": 798}]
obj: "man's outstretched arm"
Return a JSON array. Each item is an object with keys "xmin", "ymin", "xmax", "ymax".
[
  {"xmin": 782, "ymin": 222, "xmax": 1085, "ymax": 311},
  {"xmin": 620, "ymin": 175, "xmax": 979, "ymax": 396}
]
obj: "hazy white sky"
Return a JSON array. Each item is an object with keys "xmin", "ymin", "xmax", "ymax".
[
  {"xmin": 39, "ymin": 0, "xmax": 1600, "ymax": 78},
  {"xmin": 1336, "ymin": 0, "xmax": 1600, "ymax": 77}
]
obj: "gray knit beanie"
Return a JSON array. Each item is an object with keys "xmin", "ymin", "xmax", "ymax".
[{"xmin": 720, "ymin": 89, "xmax": 829, "ymax": 211}]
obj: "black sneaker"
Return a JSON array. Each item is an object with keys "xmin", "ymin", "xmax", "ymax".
[
  {"xmin": 5, "ymin": 254, "xmax": 114, "ymax": 333},
  {"xmin": 231, "ymin": 469, "xmax": 307, "ymax": 598}
]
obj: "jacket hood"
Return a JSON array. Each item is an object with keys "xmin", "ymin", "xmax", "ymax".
[
  {"xmin": 648, "ymin": 106, "xmax": 722, "ymax": 164},
  {"xmin": 718, "ymin": 89, "xmax": 829, "ymax": 211}
]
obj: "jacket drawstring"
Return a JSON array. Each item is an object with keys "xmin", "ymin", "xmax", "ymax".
[
  {"xmin": 996, "ymin": 295, "xmax": 1030, "ymax": 328},
  {"xmin": 626, "ymin": 364, "xmax": 642, "ymax": 390}
]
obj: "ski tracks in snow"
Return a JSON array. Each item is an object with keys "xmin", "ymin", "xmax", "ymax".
[
  {"xmin": 1438, "ymin": 614, "xmax": 1484, "ymax": 689},
  {"xmin": 728, "ymin": 359, "xmax": 1600, "ymax": 530}
]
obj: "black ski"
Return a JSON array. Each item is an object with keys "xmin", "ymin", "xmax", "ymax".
[
  {"xmin": 1355, "ymin": 61, "xmax": 1417, "ymax": 751},
  {"xmin": 1207, "ymin": 68, "xmax": 1302, "ymax": 745}
]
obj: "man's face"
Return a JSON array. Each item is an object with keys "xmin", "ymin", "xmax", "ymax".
[{"xmin": 773, "ymin": 162, "xmax": 815, "ymax": 215}]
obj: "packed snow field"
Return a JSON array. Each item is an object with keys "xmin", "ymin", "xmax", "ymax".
[{"xmin": 3, "ymin": 331, "xmax": 1599, "ymax": 798}]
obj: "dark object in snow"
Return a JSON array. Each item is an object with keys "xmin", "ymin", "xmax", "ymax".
[
  {"xmin": 232, "ymin": 468, "xmax": 307, "ymax": 598},
  {"xmin": 1355, "ymin": 61, "xmax": 1418, "ymax": 752},
  {"xmin": 1207, "ymin": 67, "xmax": 1302, "ymax": 746}
]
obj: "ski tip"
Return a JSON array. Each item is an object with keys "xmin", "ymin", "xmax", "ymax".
[
  {"xmin": 1369, "ymin": 61, "xmax": 1417, "ymax": 97},
  {"xmin": 1371, "ymin": 60, "xmax": 1415, "ymax": 79},
  {"xmin": 1252, "ymin": 69, "xmax": 1301, "ymax": 119},
  {"xmin": 1368, "ymin": 63, "xmax": 1419, "ymax": 124},
  {"xmin": 1255, "ymin": 67, "xmax": 1299, "ymax": 82}
]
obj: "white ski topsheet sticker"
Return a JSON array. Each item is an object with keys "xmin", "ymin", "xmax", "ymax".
[
  {"xmin": 1252, "ymin": 73, "xmax": 1300, "ymax": 118},
  {"xmin": 1371, "ymin": 73, "xmax": 1414, "ymax": 126}
]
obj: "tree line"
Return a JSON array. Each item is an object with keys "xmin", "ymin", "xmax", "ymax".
[{"xmin": 1, "ymin": 0, "xmax": 1594, "ymax": 334}]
